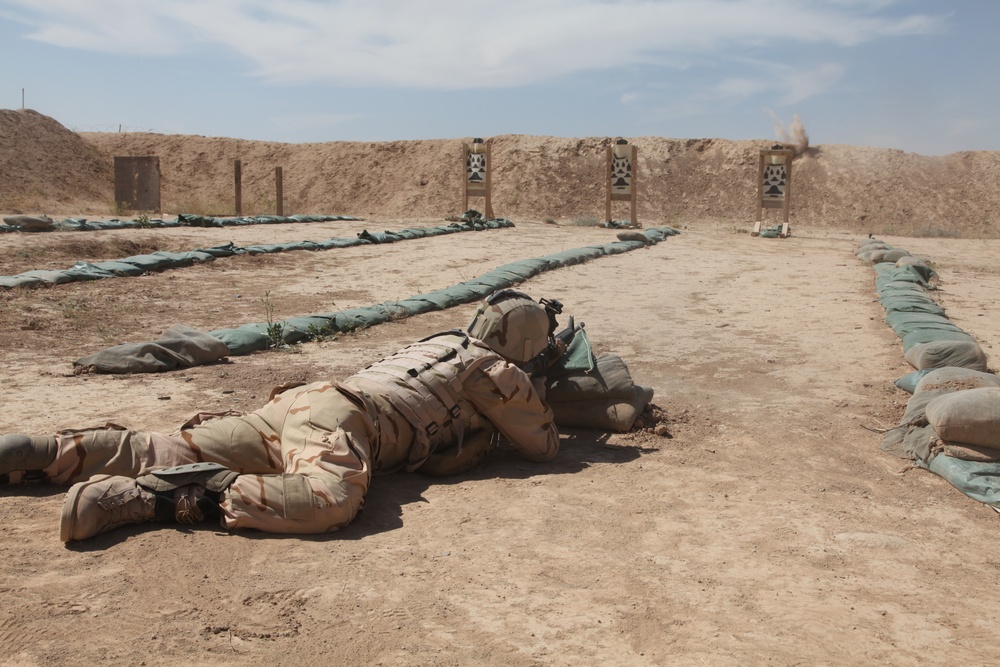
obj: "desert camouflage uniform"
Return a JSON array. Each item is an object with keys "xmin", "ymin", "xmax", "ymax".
[{"xmin": 36, "ymin": 330, "xmax": 558, "ymax": 534}]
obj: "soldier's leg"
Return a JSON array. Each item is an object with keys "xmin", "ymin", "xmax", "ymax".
[
  {"xmin": 59, "ymin": 384, "xmax": 379, "ymax": 539},
  {"xmin": 0, "ymin": 434, "xmax": 58, "ymax": 483},
  {"xmin": 7, "ymin": 384, "xmax": 314, "ymax": 485},
  {"xmin": 221, "ymin": 383, "xmax": 377, "ymax": 534}
]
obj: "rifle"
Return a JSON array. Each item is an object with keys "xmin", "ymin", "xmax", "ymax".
[{"xmin": 521, "ymin": 314, "xmax": 585, "ymax": 378}]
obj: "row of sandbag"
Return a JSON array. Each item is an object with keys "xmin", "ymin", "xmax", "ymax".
[
  {"xmin": 71, "ymin": 227, "xmax": 681, "ymax": 373},
  {"xmin": 856, "ymin": 239, "xmax": 988, "ymax": 373},
  {"xmin": 0, "ymin": 218, "xmax": 515, "ymax": 290},
  {"xmin": 857, "ymin": 238, "xmax": 1000, "ymax": 509},
  {"xmin": 0, "ymin": 213, "xmax": 359, "ymax": 233}
]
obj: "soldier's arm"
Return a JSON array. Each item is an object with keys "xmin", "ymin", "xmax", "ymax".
[{"xmin": 469, "ymin": 360, "xmax": 559, "ymax": 463}]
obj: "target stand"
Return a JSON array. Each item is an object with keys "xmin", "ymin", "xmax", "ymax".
[
  {"xmin": 605, "ymin": 138, "xmax": 638, "ymax": 227},
  {"xmin": 463, "ymin": 138, "xmax": 494, "ymax": 219},
  {"xmin": 753, "ymin": 144, "xmax": 793, "ymax": 237}
]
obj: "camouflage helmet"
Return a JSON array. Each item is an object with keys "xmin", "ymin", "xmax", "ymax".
[{"xmin": 467, "ymin": 290, "xmax": 552, "ymax": 363}]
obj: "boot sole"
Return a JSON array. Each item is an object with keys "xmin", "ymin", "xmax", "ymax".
[{"xmin": 60, "ymin": 474, "xmax": 113, "ymax": 542}]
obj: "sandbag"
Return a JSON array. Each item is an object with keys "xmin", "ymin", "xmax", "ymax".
[
  {"xmin": 868, "ymin": 249, "xmax": 891, "ymax": 263},
  {"xmin": 915, "ymin": 367, "xmax": 1000, "ymax": 394},
  {"xmin": 881, "ymin": 248, "xmax": 910, "ymax": 263},
  {"xmin": 925, "ymin": 387, "xmax": 1000, "ymax": 449},
  {"xmin": 551, "ymin": 386, "xmax": 654, "ymax": 432},
  {"xmin": 73, "ymin": 324, "xmax": 230, "ymax": 374},
  {"xmin": 894, "ymin": 369, "xmax": 932, "ymax": 394},
  {"xmin": 546, "ymin": 353, "xmax": 635, "ymax": 403},
  {"xmin": 903, "ymin": 339, "xmax": 988, "ymax": 372},
  {"xmin": 939, "ymin": 443, "xmax": 1000, "ymax": 463},
  {"xmin": 881, "ymin": 426, "xmax": 940, "ymax": 461},
  {"xmin": 895, "ymin": 256, "xmax": 929, "ymax": 268},
  {"xmin": 856, "ymin": 241, "xmax": 889, "ymax": 257},
  {"xmin": 2, "ymin": 215, "xmax": 54, "ymax": 231}
]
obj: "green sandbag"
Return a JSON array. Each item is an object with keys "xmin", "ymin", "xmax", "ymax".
[
  {"xmin": 885, "ymin": 312, "xmax": 961, "ymax": 337},
  {"xmin": 547, "ymin": 353, "xmax": 635, "ymax": 402},
  {"xmin": 904, "ymin": 339, "xmax": 988, "ymax": 372},
  {"xmin": 901, "ymin": 328, "xmax": 974, "ymax": 352},
  {"xmin": 923, "ymin": 454, "xmax": 1000, "ymax": 508}
]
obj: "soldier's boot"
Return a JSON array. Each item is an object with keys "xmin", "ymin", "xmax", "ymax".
[
  {"xmin": 60, "ymin": 462, "xmax": 235, "ymax": 542},
  {"xmin": 60, "ymin": 475, "xmax": 158, "ymax": 542},
  {"xmin": 0, "ymin": 433, "xmax": 57, "ymax": 482}
]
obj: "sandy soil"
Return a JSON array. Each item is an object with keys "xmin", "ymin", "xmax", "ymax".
[
  {"xmin": 0, "ymin": 217, "xmax": 998, "ymax": 666},
  {"xmin": 2, "ymin": 109, "xmax": 1000, "ymax": 665}
]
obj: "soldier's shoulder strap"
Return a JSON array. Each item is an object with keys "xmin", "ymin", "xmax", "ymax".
[{"xmin": 416, "ymin": 329, "xmax": 470, "ymax": 345}]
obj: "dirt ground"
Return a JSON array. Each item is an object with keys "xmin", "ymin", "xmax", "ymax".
[
  {"xmin": 3, "ymin": 108, "xmax": 1000, "ymax": 665},
  {"xmin": 1, "ymin": 214, "xmax": 998, "ymax": 666}
]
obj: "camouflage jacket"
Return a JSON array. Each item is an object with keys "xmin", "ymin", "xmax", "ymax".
[{"xmin": 344, "ymin": 330, "xmax": 558, "ymax": 472}]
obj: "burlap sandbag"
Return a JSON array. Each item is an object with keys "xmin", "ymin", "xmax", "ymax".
[
  {"xmin": 551, "ymin": 386, "xmax": 654, "ymax": 433},
  {"xmin": 868, "ymin": 249, "xmax": 891, "ymax": 263},
  {"xmin": 925, "ymin": 387, "xmax": 1000, "ymax": 449},
  {"xmin": 882, "ymin": 248, "xmax": 910, "ymax": 263},
  {"xmin": 904, "ymin": 339, "xmax": 988, "ymax": 372},
  {"xmin": 915, "ymin": 367, "xmax": 1000, "ymax": 394},
  {"xmin": 940, "ymin": 443, "xmax": 1000, "ymax": 463},
  {"xmin": 895, "ymin": 256, "xmax": 929, "ymax": 268},
  {"xmin": 855, "ymin": 241, "xmax": 889, "ymax": 257},
  {"xmin": 2, "ymin": 214, "xmax": 55, "ymax": 231}
]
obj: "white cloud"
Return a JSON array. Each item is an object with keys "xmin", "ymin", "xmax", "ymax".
[
  {"xmin": 3, "ymin": 0, "xmax": 946, "ymax": 89},
  {"xmin": 710, "ymin": 62, "xmax": 844, "ymax": 105}
]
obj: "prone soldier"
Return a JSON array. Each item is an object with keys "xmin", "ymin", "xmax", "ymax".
[{"xmin": 0, "ymin": 291, "xmax": 568, "ymax": 542}]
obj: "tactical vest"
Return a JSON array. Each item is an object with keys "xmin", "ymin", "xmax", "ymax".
[{"xmin": 347, "ymin": 330, "xmax": 495, "ymax": 470}]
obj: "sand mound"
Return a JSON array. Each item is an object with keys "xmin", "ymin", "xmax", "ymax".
[
  {"xmin": 0, "ymin": 109, "xmax": 111, "ymax": 213},
  {"xmin": 2, "ymin": 108, "xmax": 1000, "ymax": 236}
]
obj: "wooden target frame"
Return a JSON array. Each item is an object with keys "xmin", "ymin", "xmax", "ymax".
[
  {"xmin": 114, "ymin": 156, "xmax": 161, "ymax": 213},
  {"xmin": 754, "ymin": 145, "xmax": 793, "ymax": 236},
  {"xmin": 605, "ymin": 140, "xmax": 638, "ymax": 226},
  {"xmin": 462, "ymin": 139, "xmax": 494, "ymax": 219}
]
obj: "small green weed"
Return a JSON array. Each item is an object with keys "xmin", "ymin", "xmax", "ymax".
[{"xmin": 261, "ymin": 291, "xmax": 287, "ymax": 350}]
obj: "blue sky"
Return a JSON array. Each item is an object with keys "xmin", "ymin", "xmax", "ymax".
[{"xmin": 1, "ymin": 1, "xmax": 996, "ymax": 155}]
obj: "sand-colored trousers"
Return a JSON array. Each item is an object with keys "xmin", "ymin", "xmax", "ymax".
[{"xmin": 42, "ymin": 382, "xmax": 376, "ymax": 534}]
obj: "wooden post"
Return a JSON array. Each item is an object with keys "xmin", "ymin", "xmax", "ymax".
[
  {"xmin": 234, "ymin": 159, "xmax": 242, "ymax": 217},
  {"xmin": 484, "ymin": 141, "xmax": 494, "ymax": 220},
  {"xmin": 275, "ymin": 166, "xmax": 284, "ymax": 216},
  {"xmin": 461, "ymin": 144, "xmax": 469, "ymax": 213},
  {"xmin": 629, "ymin": 144, "xmax": 638, "ymax": 227},
  {"xmin": 605, "ymin": 146, "xmax": 612, "ymax": 223},
  {"xmin": 755, "ymin": 154, "xmax": 766, "ymax": 223}
]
